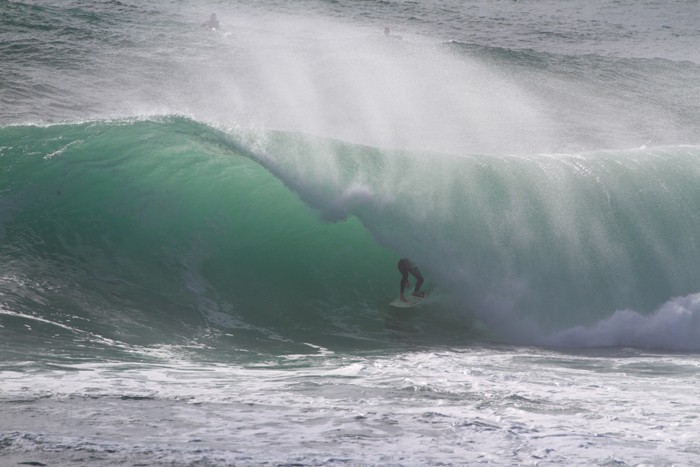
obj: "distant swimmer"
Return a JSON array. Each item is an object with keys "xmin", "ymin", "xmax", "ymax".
[
  {"xmin": 383, "ymin": 27, "xmax": 402, "ymax": 40},
  {"xmin": 202, "ymin": 13, "xmax": 220, "ymax": 30},
  {"xmin": 398, "ymin": 258, "xmax": 425, "ymax": 302}
]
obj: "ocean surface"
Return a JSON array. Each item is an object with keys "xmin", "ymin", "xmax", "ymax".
[{"xmin": 2, "ymin": 0, "xmax": 700, "ymax": 465}]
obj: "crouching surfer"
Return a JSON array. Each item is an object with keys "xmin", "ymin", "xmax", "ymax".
[{"xmin": 398, "ymin": 258, "xmax": 426, "ymax": 302}]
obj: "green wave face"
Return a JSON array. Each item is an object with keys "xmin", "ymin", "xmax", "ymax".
[
  {"xmin": 0, "ymin": 118, "xmax": 405, "ymax": 353},
  {"xmin": 3, "ymin": 117, "xmax": 700, "ymax": 353}
]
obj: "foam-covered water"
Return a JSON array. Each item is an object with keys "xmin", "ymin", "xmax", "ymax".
[
  {"xmin": 2, "ymin": 348, "xmax": 700, "ymax": 465},
  {"xmin": 1, "ymin": 0, "xmax": 700, "ymax": 464}
]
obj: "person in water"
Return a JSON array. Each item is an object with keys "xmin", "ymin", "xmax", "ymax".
[
  {"xmin": 383, "ymin": 27, "xmax": 402, "ymax": 40},
  {"xmin": 202, "ymin": 13, "xmax": 220, "ymax": 30},
  {"xmin": 398, "ymin": 258, "xmax": 425, "ymax": 302}
]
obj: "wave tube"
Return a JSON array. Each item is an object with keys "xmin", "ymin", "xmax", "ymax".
[{"xmin": 3, "ymin": 117, "xmax": 700, "ymax": 351}]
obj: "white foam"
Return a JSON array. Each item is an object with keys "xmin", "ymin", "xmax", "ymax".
[{"xmin": 546, "ymin": 293, "xmax": 700, "ymax": 350}]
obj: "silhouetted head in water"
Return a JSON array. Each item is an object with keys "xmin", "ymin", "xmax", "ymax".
[{"xmin": 203, "ymin": 13, "xmax": 220, "ymax": 30}]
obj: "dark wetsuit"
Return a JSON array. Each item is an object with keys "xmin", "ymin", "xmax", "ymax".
[{"xmin": 398, "ymin": 258, "xmax": 424, "ymax": 296}]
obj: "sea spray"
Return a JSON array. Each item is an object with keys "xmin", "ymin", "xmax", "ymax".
[{"xmin": 253, "ymin": 131, "xmax": 700, "ymax": 343}]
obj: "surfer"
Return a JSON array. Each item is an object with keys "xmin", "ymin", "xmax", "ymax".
[
  {"xmin": 398, "ymin": 258, "xmax": 425, "ymax": 302},
  {"xmin": 202, "ymin": 13, "xmax": 220, "ymax": 30},
  {"xmin": 383, "ymin": 27, "xmax": 403, "ymax": 40}
]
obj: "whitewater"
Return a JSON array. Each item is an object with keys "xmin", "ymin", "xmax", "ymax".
[{"xmin": 1, "ymin": 0, "xmax": 700, "ymax": 465}]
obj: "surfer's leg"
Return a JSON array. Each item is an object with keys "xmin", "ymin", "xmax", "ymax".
[
  {"xmin": 411, "ymin": 268, "xmax": 425, "ymax": 297},
  {"xmin": 398, "ymin": 260, "xmax": 411, "ymax": 301},
  {"xmin": 400, "ymin": 273, "xmax": 410, "ymax": 299}
]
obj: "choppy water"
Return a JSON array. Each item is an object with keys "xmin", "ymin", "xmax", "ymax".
[{"xmin": 1, "ymin": 0, "xmax": 700, "ymax": 465}]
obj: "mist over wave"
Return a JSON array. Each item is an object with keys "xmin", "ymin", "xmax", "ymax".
[
  {"xmin": 261, "ymin": 135, "xmax": 700, "ymax": 349},
  {"xmin": 2, "ymin": 0, "xmax": 699, "ymax": 155}
]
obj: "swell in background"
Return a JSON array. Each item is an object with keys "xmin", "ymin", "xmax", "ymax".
[{"xmin": 2, "ymin": 0, "xmax": 699, "ymax": 153}]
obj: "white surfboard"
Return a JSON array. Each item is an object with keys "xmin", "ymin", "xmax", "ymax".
[{"xmin": 389, "ymin": 294, "xmax": 427, "ymax": 308}]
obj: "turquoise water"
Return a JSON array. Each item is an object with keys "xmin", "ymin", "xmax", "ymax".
[{"xmin": 2, "ymin": 0, "xmax": 700, "ymax": 465}]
